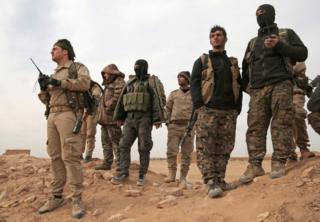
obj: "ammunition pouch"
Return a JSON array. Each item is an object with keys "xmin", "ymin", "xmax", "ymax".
[{"xmin": 123, "ymin": 92, "xmax": 151, "ymax": 112}]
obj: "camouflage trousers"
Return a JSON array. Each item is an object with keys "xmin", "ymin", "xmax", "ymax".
[
  {"xmin": 246, "ymin": 80, "xmax": 294, "ymax": 166},
  {"xmin": 80, "ymin": 114, "xmax": 98, "ymax": 156},
  {"xmin": 166, "ymin": 123, "xmax": 194, "ymax": 176},
  {"xmin": 308, "ymin": 112, "xmax": 320, "ymax": 135},
  {"xmin": 291, "ymin": 94, "xmax": 310, "ymax": 151},
  {"xmin": 101, "ymin": 125, "xmax": 121, "ymax": 170},
  {"xmin": 196, "ymin": 107, "xmax": 237, "ymax": 184},
  {"xmin": 119, "ymin": 112, "xmax": 153, "ymax": 176}
]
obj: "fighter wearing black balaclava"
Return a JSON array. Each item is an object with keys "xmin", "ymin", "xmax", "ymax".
[
  {"xmin": 134, "ymin": 59, "xmax": 149, "ymax": 80},
  {"xmin": 239, "ymin": 4, "xmax": 308, "ymax": 184},
  {"xmin": 256, "ymin": 4, "xmax": 275, "ymax": 28}
]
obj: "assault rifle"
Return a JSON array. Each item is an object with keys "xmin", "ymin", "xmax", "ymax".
[{"xmin": 179, "ymin": 107, "xmax": 198, "ymax": 147}]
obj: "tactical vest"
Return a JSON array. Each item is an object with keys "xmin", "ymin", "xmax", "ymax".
[
  {"xmin": 245, "ymin": 28, "xmax": 294, "ymax": 81},
  {"xmin": 123, "ymin": 80, "xmax": 151, "ymax": 112},
  {"xmin": 200, "ymin": 54, "xmax": 240, "ymax": 104},
  {"xmin": 64, "ymin": 62, "xmax": 86, "ymax": 112}
]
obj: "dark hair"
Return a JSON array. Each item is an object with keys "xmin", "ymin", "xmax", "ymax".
[
  {"xmin": 210, "ymin": 25, "xmax": 227, "ymax": 38},
  {"xmin": 179, "ymin": 71, "xmax": 190, "ymax": 78},
  {"xmin": 54, "ymin": 39, "xmax": 76, "ymax": 61}
]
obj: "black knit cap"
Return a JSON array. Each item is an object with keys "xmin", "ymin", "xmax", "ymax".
[{"xmin": 54, "ymin": 39, "xmax": 76, "ymax": 61}]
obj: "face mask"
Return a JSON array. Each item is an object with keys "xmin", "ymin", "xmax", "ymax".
[
  {"xmin": 256, "ymin": 4, "xmax": 275, "ymax": 27},
  {"xmin": 134, "ymin": 59, "xmax": 148, "ymax": 79}
]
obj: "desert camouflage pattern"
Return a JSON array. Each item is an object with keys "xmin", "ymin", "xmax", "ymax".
[
  {"xmin": 196, "ymin": 107, "xmax": 237, "ymax": 183},
  {"xmin": 246, "ymin": 80, "xmax": 294, "ymax": 166}
]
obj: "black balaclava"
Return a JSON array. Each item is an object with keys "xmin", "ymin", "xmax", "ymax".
[
  {"xmin": 134, "ymin": 59, "xmax": 148, "ymax": 80},
  {"xmin": 256, "ymin": 4, "xmax": 275, "ymax": 28}
]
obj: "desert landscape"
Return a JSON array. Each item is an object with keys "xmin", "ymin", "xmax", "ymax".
[{"xmin": 0, "ymin": 152, "xmax": 320, "ymax": 222}]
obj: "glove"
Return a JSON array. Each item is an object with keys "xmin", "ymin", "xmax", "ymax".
[
  {"xmin": 48, "ymin": 78, "xmax": 61, "ymax": 87},
  {"xmin": 38, "ymin": 74, "xmax": 50, "ymax": 90}
]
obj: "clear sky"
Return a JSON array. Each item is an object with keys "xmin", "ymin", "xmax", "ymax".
[{"xmin": 0, "ymin": 0, "xmax": 319, "ymax": 159}]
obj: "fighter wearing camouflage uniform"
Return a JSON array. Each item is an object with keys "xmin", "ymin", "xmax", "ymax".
[
  {"xmin": 191, "ymin": 26, "xmax": 242, "ymax": 198},
  {"xmin": 307, "ymin": 76, "xmax": 320, "ymax": 135},
  {"xmin": 82, "ymin": 81, "xmax": 103, "ymax": 162},
  {"xmin": 95, "ymin": 64, "xmax": 125, "ymax": 171},
  {"xmin": 111, "ymin": 59, "xmax": 166, "ymax": 186},
  {"xmin": 240, "ymin": 4, "xmax": 308, "ymax": 183},
  {"xmin": 165, "ymin": 71, "xmax": 194, "ymax": 184},
  {"xmin": 37, "ymin": 39, "xmax": 90, "ymax": 218},
  {"xmin": 288, "ymin": 62, "xmax": 315, "ymax": 161}
]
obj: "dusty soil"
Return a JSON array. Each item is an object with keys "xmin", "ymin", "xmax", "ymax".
[{"xmin": 0, "ymin": 154, "xmax": 319, "ymax": 222}]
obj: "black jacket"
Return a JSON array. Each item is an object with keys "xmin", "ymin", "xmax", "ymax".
[
  {"xmin": 242, "ymin": 24, "xmax": 308, "ymax": 90},
  {"xmin": 307, "ymin": 85, "xmax": 320, "ymax": 112},
  {"xmin": 191, "ymin": 50, "xmax": 243, "ymax": 114}
]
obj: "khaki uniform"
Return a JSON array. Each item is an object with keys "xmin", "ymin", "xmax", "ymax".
[
  {"xmin": 38, "ymin": 60, "xmax": 90, "ymax": 198},
  {"xmin": 81, "ymin": 83, "xmax": 102, "ymax": 156},
  {"xmin": 292, "ymin": 85, "xmax": 310, "ymax": 150},
  {"xmin": 165, "ymin": 88, "xmax": 194, "ymax": 178}
]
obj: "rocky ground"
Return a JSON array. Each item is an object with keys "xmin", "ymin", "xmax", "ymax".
[{"xmin": 0, "ymin": 154, "xmax": 320, "ymax": 222}]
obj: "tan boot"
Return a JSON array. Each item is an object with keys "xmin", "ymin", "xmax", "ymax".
[
  {"xmin": 300, "ymin": 149, "xmax": 316, "ymax": 160},
  {"xmin": 71, "ymin": 197, "xmax": 86, "ymax": 219},
  {"xmin": 164, "ymin": 170, "xmax": 176, "ymax": 183},
  {"xmin": 38, "ymin": 196, "xmax": 64, "ymax": 214},
  {"xmin": 270, "ymin": 161, "xmax": 286, "ymax": 179},
  {"xmin": 239, "ymin": 164, "xmax": 265, "ymax": 184}
]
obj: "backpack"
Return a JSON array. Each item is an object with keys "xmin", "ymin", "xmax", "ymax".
[{"xmin": 67, "ymin": 63, "xmax": 100, "ymax": 115}]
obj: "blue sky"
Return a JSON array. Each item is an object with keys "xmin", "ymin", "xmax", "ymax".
[{"xmin": 0, "ymin": 0, "xmax": 319, "ymax": 159}]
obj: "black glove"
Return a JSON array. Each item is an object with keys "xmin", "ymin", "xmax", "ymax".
[
  {"xmin": 38, "ymin": 74, "xmax": 50, "ymax": 90},
  {"xmin": 48, "ymin": 78, "xmax": 61, "ymax": 87}
]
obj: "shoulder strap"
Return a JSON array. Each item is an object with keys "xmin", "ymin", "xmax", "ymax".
[
  {"xmin": 91, "ymin": 80, "xmax": 104, "ymax": 93},
  {"xmin": 200, "ymin": 53, "xmax": 209, "ymax": 70},
  {"xmin": 68, "ymin": 62, "xmax": 82, "ymax": 79}
]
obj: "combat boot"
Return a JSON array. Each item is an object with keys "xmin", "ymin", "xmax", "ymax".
[
  {"xmin": 83, "ymin": 155, "xmax": 92, "ymax": 163},
  {"xmin": 219, "ymin": 180, "xmax": 238, "ymax": 191},
  {"xmin": 207, "ymin": 179, "xmax": 223, "ymax": 198},
  {"xmin": 164, "ymin": 169, "xmax": 176, "ymax": 183},
  {"xmin": 71, "ymin": 197, "xmax": 85, "ymax": 219},
  {"xmin": 300, "ymin": 149, "xmax": 316, "ymax": 160},
  {"xmin": 110, "ymin": 173, "xmax": 128, "ymax": 185},
  {"xmin": 239, "ymin": 164, "xmax": 265, "ymax": 184},
  {"xmin": 38, "ymin": 196, "xmax": 64, "ymax": 214},
  {"xmin": 179, "ymin": 171, "xmax": 188, "ymax": 188},
  {"xmin": 288, "ymin": 151, "xmax": 298, "ymax": 161},
  {"xmin": 136, "ymin": 174, "xmax": 145, "ymax": 186},
  {"xmin": 95, "ymin": 162, "xmax": 111, "ymax": 170},
  {"xmin": 270, "ymin": 161, "xmax": 286, "ymax": 179}
]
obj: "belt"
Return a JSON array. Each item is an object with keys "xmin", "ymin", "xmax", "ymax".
[
  {"xmin": 50, "ymin": 106, "xmax": 73, "ymax": 113},
  {"xmin": 170, "ymin": 120, "xmax": 189, "ymax": 125}
]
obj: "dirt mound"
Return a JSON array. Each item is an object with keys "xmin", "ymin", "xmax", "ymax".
[{"xmin": 0, "ymin": 154, "xmax": 319, "ymax": 222}]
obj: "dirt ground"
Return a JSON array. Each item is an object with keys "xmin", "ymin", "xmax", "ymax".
[{"xmin": 0, "ymin": 154, "xmax": 320, "ymax": 222}]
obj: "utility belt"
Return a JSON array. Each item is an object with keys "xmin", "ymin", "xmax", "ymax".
[{"xmin": 50, "ymin": 105, "xmax": 73, "ymax": 113}]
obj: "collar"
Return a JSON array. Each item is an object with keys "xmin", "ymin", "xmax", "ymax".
[
  {"xmin": 209, "ymin": 50, "xmax": 227, "ymax": 57},
  {"xmin": 55, "ymin": 60, "xmax": 73, "ymax": 71}
]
